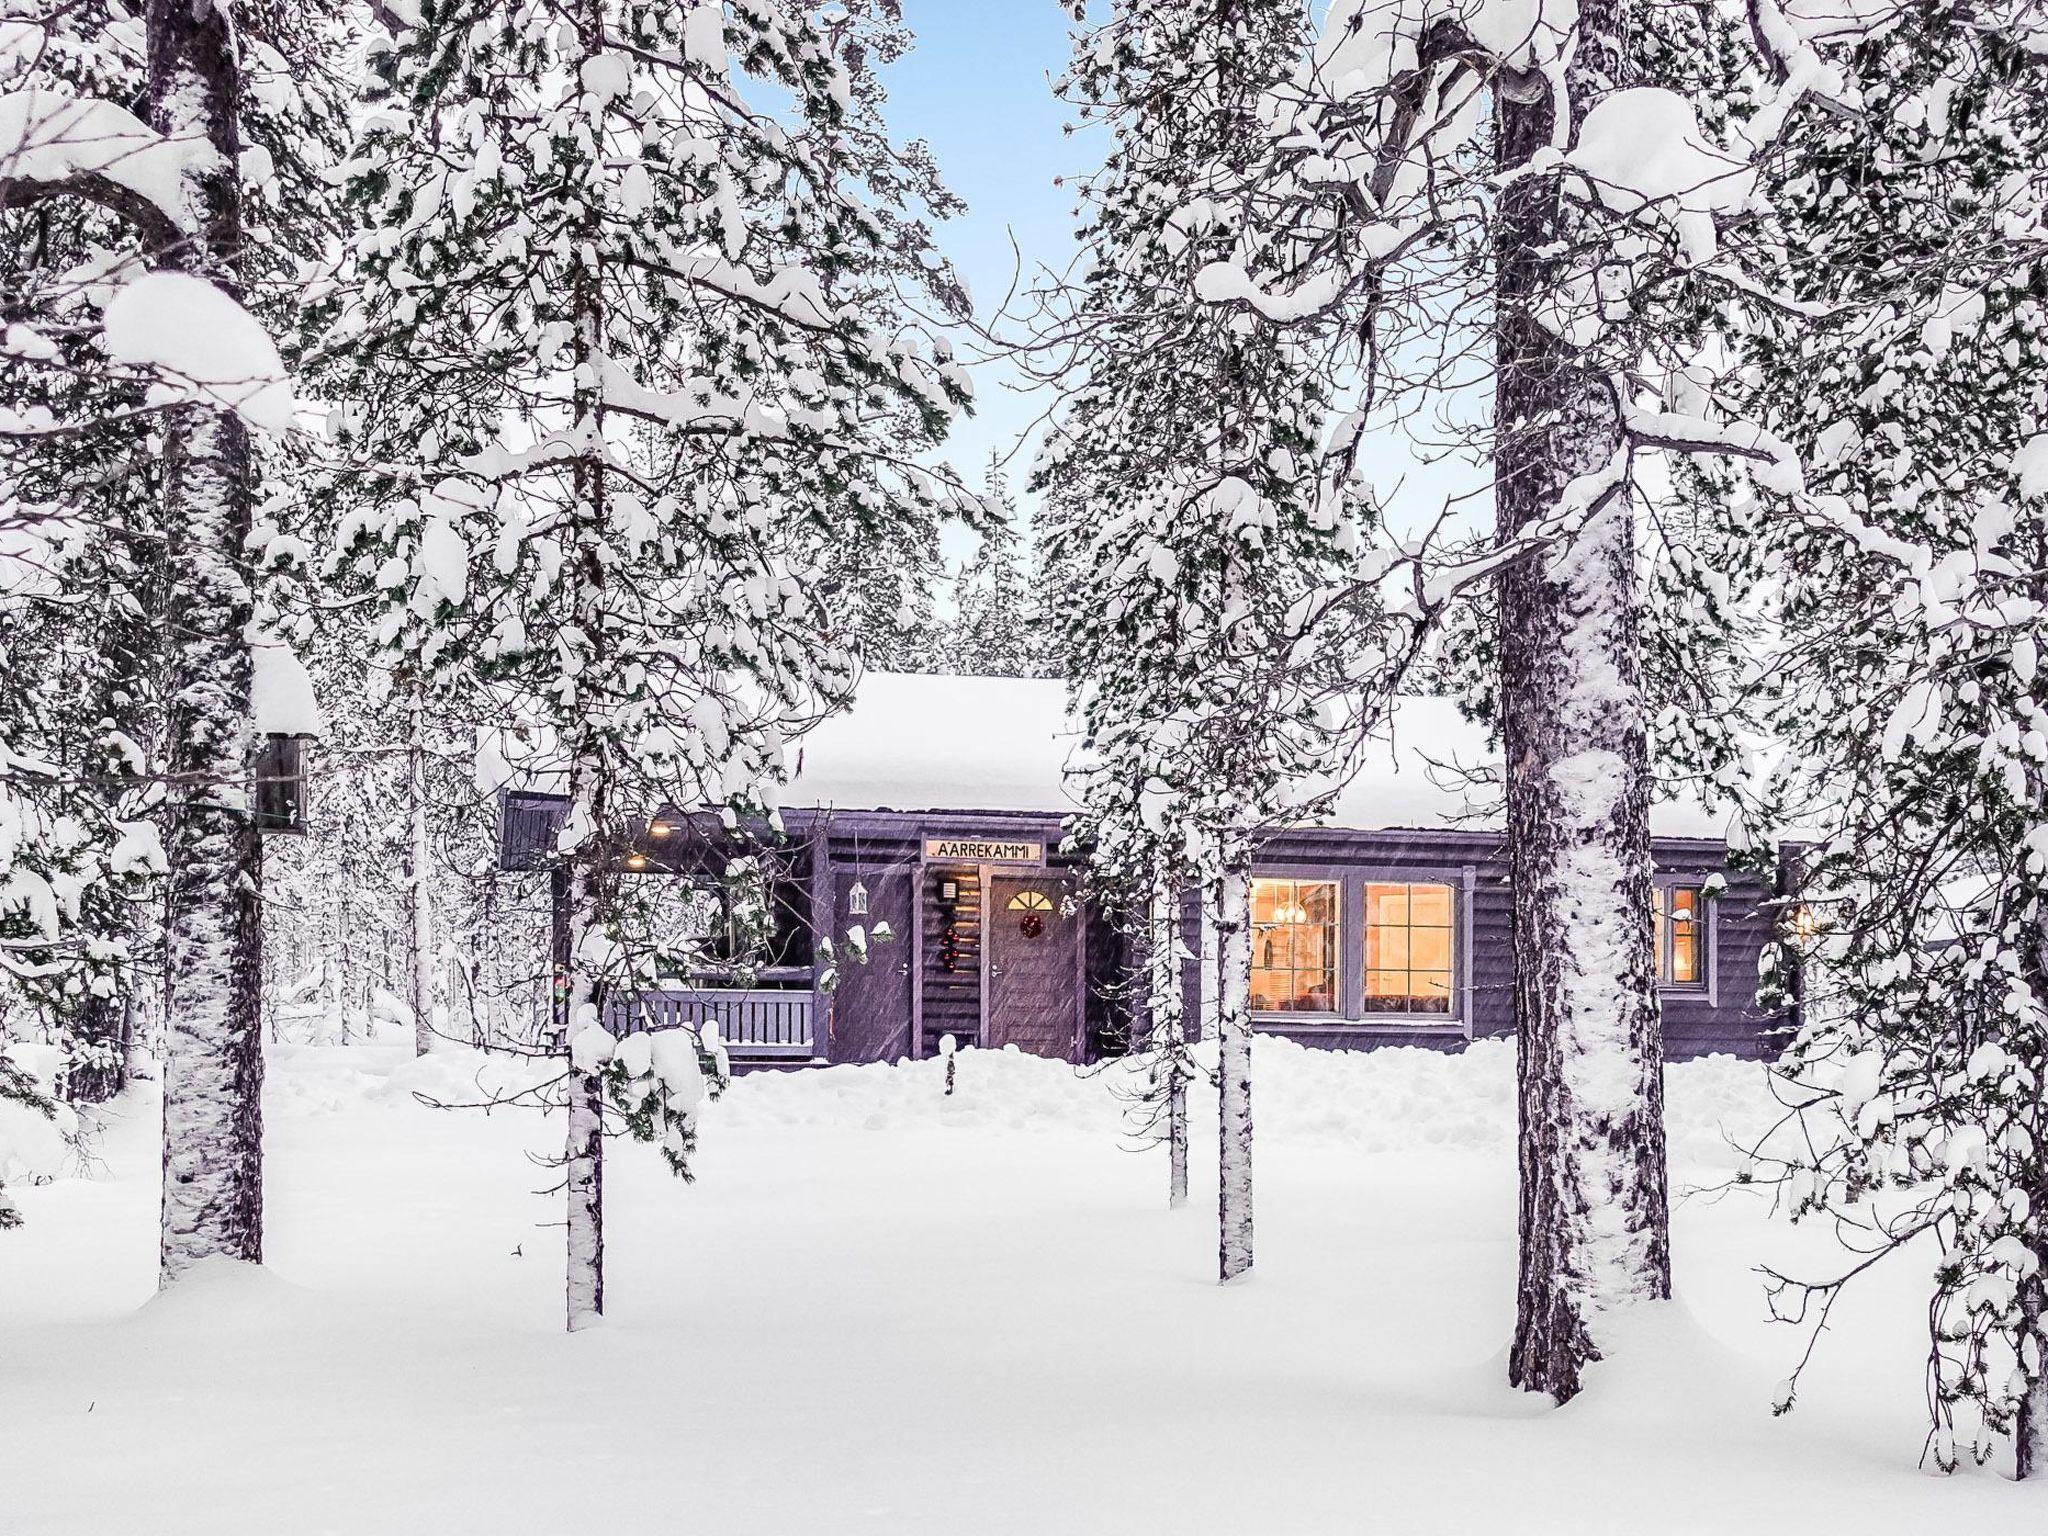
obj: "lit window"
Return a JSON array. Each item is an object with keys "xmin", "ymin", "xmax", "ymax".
[
  {"xmin": 1006, "ymin": 890, "xmax": 1054, "ymax": 912},
  {"xmin": 1362, "ymin": 883, "xmax": 1456, "ymax": 1015},
  {"xmin": 1251, "ymin": 878, "xmax": 1338, "ymax": 1013},
  {"xmin": 1654, "ymin": 886, "xmax": 1705, "ymax": 988}
]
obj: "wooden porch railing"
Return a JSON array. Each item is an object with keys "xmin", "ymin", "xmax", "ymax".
[{"xmin": 604, "ymin": 986, "xmax": 815, "ymax": 1059}]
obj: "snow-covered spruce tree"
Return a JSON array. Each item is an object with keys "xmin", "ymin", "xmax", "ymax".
[
  {"xmin": 1245, "ymin": 0, "xmax": 1872, "ymax": 1398},
  {"xmin": 944, "ymin": 463, "xmax": 1052, "ymax": 679},
  {"xmin": 1694, "ymin": 0, "xmax": 2048, "ymax": 1476},
  {"xmin": 307, "ymin": 0, "xmax": 977, "ymax": 1329},
  {"xmin": 1036, "ymin": 0, "xmax": 1381, "ymax": 1269}
]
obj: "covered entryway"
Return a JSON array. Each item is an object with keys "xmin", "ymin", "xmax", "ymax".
[{"xmin": 985, "ymin": 875, "xmax": 1083, "ymax": 1060}]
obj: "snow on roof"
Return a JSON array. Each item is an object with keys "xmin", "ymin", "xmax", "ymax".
[
  {"xmin": 787, "ymin": 672, "xmax": 1732, "ymax": 840},
  {"xmin": 252, "ymin": 640, "xmax": 323, "ymax": 737}
]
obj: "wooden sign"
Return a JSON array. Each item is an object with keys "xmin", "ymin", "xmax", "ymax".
[{"xmin": 924, "ymin": 838, "xmax": 1043, "ymax": 864}]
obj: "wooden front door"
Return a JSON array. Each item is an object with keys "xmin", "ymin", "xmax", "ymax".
[
  {"xmin": 985, "ymin": 875, "xmax": 1082, "ymax": 1060},
  {"xmin": 828, "ymin": 865, "xmax": 914, "ymax": 1062}
]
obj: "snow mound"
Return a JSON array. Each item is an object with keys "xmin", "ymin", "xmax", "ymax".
[
  {"xmin": 710, "ymin": 1033, "xmax": 1779, "ymax": 1172},
  {"xmin": 258, "ymin": 1035, "xmax": 1781, "ymax": 1176},
  {"xmin": 265, "ymin": 1043, "xmax": 558, "ymax": 1117}
]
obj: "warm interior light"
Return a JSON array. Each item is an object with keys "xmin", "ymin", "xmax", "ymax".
[
  {"xmin": 625, "ymin": 852, "xmax": 648, "ymax": 870},
  {"xmin": 649, "ymin": 819, "xmax": 674, "ymax": 838}
]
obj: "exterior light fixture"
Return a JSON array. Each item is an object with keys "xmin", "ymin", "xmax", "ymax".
[
  {"xmin": 848, "ymin": 878, "xmax": 870, "ymax": 916},
  {"xmin": 649, "ymin": 818, "xmax": 674, "ymax": 838},
  {"xmin": 625, "ymin": 852, "xmax": 649, "ymax": 871}
]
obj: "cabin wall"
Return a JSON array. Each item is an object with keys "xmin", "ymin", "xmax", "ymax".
[
  {"xmin": 496, "ymin": 791, "xmax": 1789, "ymax": 1067},
  {"xmin": 919, "ymin": 863, "xmax": 984, "ymax": 1055},
  {"xmin": 1179, "ymin": 828, "xmax": 1787, "ymax": 1063}
]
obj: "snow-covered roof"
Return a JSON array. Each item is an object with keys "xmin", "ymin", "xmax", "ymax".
[
  {"xmin": 787, "ymin": 672, "xmax": 1730, "ymax": 840},
  {"xmin": 252, "ymin": 641, "xmax": 324, "ymax": 737}
]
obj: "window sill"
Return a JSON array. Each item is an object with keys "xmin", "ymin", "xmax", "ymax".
[{"xmin": 1253, "ymin": 1015, "xmax": 1464, "ymax": 1033}]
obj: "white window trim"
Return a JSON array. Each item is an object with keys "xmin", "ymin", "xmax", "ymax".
[
  {"xmin": 1246, "ymin": 866, "xmax": 1470, "ymax": 1034},
  {"xmin": 1653, "ymin": 878, "xmax": 1717, "ymax": 1006}
]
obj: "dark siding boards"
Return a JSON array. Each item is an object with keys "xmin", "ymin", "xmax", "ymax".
[
  {"xmin": 1185, "ymin": 827, "xmax": 1787, "ymax": 1062},
  {"xmin": 919, "ymin": 863, "xmax": 982, "ymax": 1054},
  {"xmin": 495, "ymin": 792, "xmax": 1788, "ymax": 1066}
]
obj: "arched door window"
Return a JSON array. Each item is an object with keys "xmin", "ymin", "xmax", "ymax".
[{"xmin": 1007, "ymin": 888, "xmax": 1053, "ymax": 938}]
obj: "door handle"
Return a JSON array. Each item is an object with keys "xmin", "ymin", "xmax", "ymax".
[
  {"xmin": 990, "ymin": 964, "xmax": 1004, "ymax": 978},
  {"xmin": 897, "ymin": 962, "xmax": 911, "ymax": 976}
]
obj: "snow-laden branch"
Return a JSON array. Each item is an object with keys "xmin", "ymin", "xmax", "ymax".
[
  {"xmin": 1624, "ymin": 404, "xmax": 1804, "ymax": 492},
  {"xmin": 103, "ymin": 271, "xmax": 296, "ymax": 434},
  {"xmin": 0, "ymin": 89, "xmax": 220, "ymax": 250}
]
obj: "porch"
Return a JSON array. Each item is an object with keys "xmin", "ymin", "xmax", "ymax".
[{"xmin": 603, "ymin": 981, "xmax": 816, "ymax": 1062}]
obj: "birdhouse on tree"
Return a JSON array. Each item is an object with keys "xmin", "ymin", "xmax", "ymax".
[{"xmin": 251, "ymin": 639, "xmax": 323, "ymax": 835}]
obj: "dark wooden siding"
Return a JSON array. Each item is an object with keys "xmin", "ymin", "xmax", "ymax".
[
  {"xmin": 1183, "ymin": 827, "xmax": 1788, "ymax": 1062},
  {"xmin": 498, "ymin": 794, "xmax": 1790, "ymax": 1065},
  {"xmin": 920, "ymin": 862, "xmax": 983, "ymax": 1054},
  {"xmin": 817, "ymin": 828, "xmax": 920, "ymax": 1063}
]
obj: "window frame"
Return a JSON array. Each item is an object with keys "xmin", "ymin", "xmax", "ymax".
[
  {"xmin": 1246, "ymin": 863, "xmax": 1470, "ymax": 1031},
  {"xmin": 1651, "ymin": 879, "xmax": 1713, "ymax": 998},
  {"xmin": 1359, "ymin": 879, "xmax": 1461, "ymax": 1022},
  {"xmin": 1249, "ymin": 875, "xmax": 1343, "ymax": 1019}
]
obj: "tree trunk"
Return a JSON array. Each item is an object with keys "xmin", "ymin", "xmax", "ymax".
[
  {"xmin": 1148, "ymin": 876, "xmax": 1189, "ymax": 1210},
  {"xmin": 148, "ymin": 0, "xmax": 266, "ymax": 1281},
  {"xmin": 561, "ymin": 851, "xmax": 606, "ymax": 1332},
  {"xmin": 1212, "ymin": 849, "xmax": 1253, "ymax": 1281},
  {"xmin": 562, "ymin": 2, "xmax": 610, "ymax": 1327},
  {"xmin": 404, "ymin": 678, "xmax": 436, "ymax": 1055},
  {"xmin": 1494, "ymin": 0, "xmax": 1670, "ymax": 1401},
  {"xmin": 2020, "ymin": 1260, "xmax": 2047, "ymax": 1479}
]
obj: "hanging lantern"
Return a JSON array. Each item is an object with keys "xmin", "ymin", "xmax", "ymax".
[{"xmin": 848, "ymin": 877, "xmax": 870, "ymax": 916}]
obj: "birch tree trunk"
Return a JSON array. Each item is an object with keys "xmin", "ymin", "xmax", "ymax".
[
  {"xmin": 1148, "ymin": 876, "xmax": 1189, "ymax": 1211},
  {"xmin": 404, "ymin": 678, "xmax": 436, "ymax": 1055},
  {"xmin": 1213, "ymin": 849, "xmax": 1253, "ymax": 1281},
  {"xmin": 1494, "ymin": 0, "xmax": 1670, "ymax": 1400},
  {"xmin": 562, "ymin": 841, "xmax": 606, "ymax": 1332},
  {"xmin": 562, "ymin": 5, "xmax": 609, "ymax": 1327},
  {"xmin": 149, "ymin": 0, "xmax": 267, "ymax": 1281}
]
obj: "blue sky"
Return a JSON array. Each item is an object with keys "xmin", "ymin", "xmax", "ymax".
[
  {"xmin": 873, "ymin": 6, "xmax": 1479, "ymax": 564},
  {"xmin": 879, "ymin": 4, "xmax": 1085, "ymax": 541}
]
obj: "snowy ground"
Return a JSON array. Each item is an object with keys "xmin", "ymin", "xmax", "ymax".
[{"xmin": 3, "ymin": 1038, "xmax": 2043, "ymax": 1536}]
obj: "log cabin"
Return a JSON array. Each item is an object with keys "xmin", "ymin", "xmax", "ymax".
[{"xmin": 496, "ymin": 672, "xmax": 1795, "ymax": 1068}]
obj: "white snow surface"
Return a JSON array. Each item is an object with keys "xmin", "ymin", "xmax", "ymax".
[
  {"xmin": 103, "ymin": 271, "xmax": 295, "ymax": 433},
  {"xmin": 789, "ymin": 672, "xmax": 1731, "ymax": 837},
  {"xmin": 250, "ymin": 637, "xmax": 323, "ymax": 736},
  {"xmin": 2, "ymin": 1038, "xmax": 2041, "ymax": 1533}
]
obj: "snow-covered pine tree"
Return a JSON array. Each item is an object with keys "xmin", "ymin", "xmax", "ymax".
[
  {"xmin": 0, "ymin": 1, "xmax": 340, "ymax": 1273},
  {"xmin": 1242, "ymin": 0, "xmax": 1879, "ymax": 1399},
  {"xmin": 1037, "ymin": 0, "xmax": 1379, "ymax": 1271},
  {"xmin": 308, "ymin": 0, "xmax": 978, "ymax": 1329},
  {"xmin": 945, "ymin": 463, "xmax": 1051, "ymax": 679},
  {"xmin": 817, "ymin": 499, "xmax": 949, "ymax": 673},
  {"xmin": 1695, "ymin": 0, "xmax": 2048, "ymax": 1477}
]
